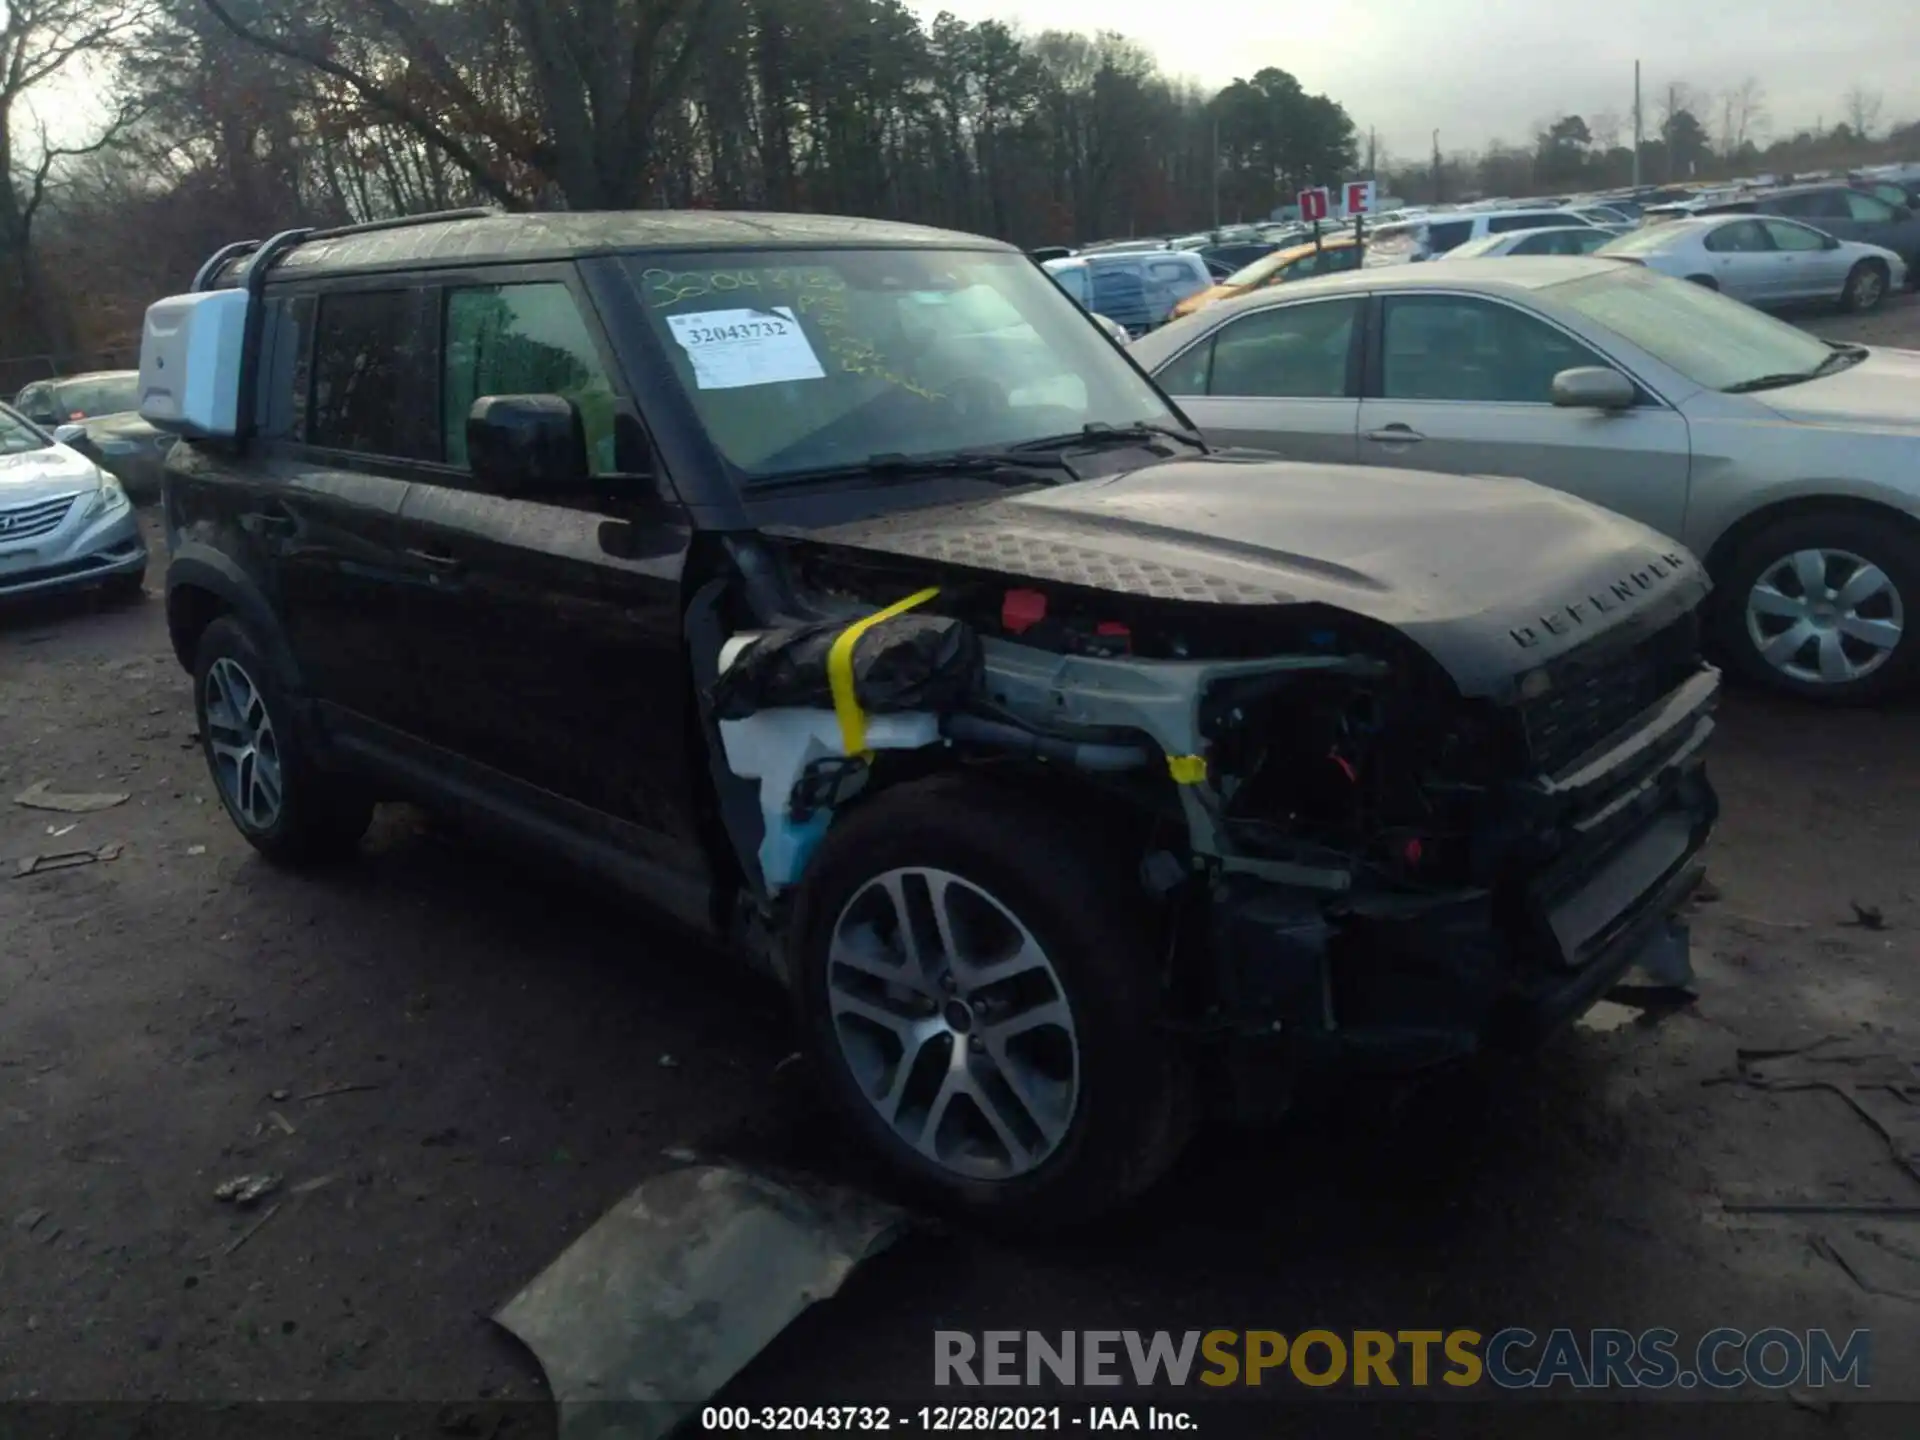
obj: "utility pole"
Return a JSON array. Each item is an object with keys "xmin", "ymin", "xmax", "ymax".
[
  {"xmin": 1631, "ymin": 60, "xmax": 1642, "ymax": 188},
  {"xmin": 1431, "ymin": 128, "xmax": 1441, "ymax": 203},
  {"xmin": 1667, "ymin": 83, "xmax": 1677, "ymax": 181},
  {"xmin": 1367, "ymin": 126, "xmax": 1377, "ymax": 183},
  {"xmin": 1210, "ymin": 118, "xmax": 1220, "ymax": 231}
]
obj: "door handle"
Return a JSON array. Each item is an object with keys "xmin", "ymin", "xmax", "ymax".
[
  {"xmin": 404, "ymin": 547, "xmax": 463, "ymax": 575},
  {"xmin": 241, "ymin": 506, "xmax": 297, "ymax": 538},
  {"xmin": 1364, "ymin": 424, "xmax": 1424, "ymax": 444}
]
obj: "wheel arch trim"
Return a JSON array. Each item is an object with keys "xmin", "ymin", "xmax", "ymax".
[{"xmin": 165, "ymin": 543, "xmax": 306, "ymax": 693}]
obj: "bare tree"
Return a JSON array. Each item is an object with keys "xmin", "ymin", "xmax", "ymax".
[
  {"xmin": 0, "ymin": 0, "xmax": 149, "ymax": 357},
  {"xmin": 1843, "ymin": 85, "xmax": 1883, "ymax": 140},
  {"xmin": 1588, "ymin": 109, "xmax": 1623, "ymax": 152},
  {"xmin": 1724, "ymin": 76, "xmax": 1766, "ymax": 153}
]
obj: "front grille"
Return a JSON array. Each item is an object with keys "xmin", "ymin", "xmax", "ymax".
[
  {"xmin": 1519, "ymin": 613, "xmax": 1702, "ymax": 777},
  {"xmin": 0, "ymin": 492, "xmax": 79, "ymax": 544}
]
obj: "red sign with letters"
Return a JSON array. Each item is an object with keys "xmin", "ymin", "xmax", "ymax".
[{"xmin": 1297, "ymin": 187, "xmax": 1330, "ymax": 222}]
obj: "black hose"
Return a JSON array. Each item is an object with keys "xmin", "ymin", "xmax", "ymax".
[{"xmin": 943, "ymin": 713, "xmax": 1152, "ymax": 772}]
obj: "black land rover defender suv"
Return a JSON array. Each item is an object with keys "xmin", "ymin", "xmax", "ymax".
[{"xmin": 148, "ymin": 209, "xmax": 1719, "ymax": 1227}]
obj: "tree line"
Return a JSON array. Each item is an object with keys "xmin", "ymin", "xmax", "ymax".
[
  {"xmin": 1380, "ymin": 81, "xmax": 1917, "ymax": 206},
  {"xmin": 1, "ymin": 0, "xmax": 1914, "ymax": 375},
  {"xmin": 8, "ymin": 0, "xmax": 1362, "ymax": 370}
]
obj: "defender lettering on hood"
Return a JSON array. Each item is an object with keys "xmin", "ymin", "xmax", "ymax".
[{"xmin": 1510, "ymin": 551, "xmax": 1695, "ymax": 651}]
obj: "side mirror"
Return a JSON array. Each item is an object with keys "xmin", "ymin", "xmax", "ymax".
[
  {"xmin": 52, "ymin": 423, "xmax": 87, "ymax": 445},
  {"xmin": 1551, "ymin": 366, "xmax": 1636, "ymax": 411},
  {"xmin": 466, "ymin": 394, "xmax": 588, "ymax": 494},
  {"xmin": 1822, "ymin": 233, "xmax": 1841, "ymax": 250}
]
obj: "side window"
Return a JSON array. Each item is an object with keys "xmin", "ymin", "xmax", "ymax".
[
  {"xmin": 16, "ymin": 384, "xmax": 51, "ymax": 423},
  {"xmin": 1767, "ymin": 194, "xmax": 1812, "ymax": 218},
  {"xmin": 1490, "ymin": 213, "xmax": 1550, "ymax": 234},
  {"xmin": 1807, "ymin": 191, "xmax": 1851, "ymax": 219},
  {"xmin": 1380, "ymin": 295, "xmax": 1607, "ymax": 404},
  {"xmin": 1509, "ymin": 233, "xmax": 1552, "ymax": 255},
  {"xmin": 1426, "ymin": 220, "xmax": 1473, "ymax": 252},
  {"xmin": 309, "ymin": 290, "xmax": 423, "ymax": 458},
  {"xmin": 1206, "ymin": 298, "xmax": 1359, "ymax": 399},
  {"xmin": 1704, "ymin": 220, "xmax": 1771, "ymax": 253},
  {"xmin": 443, "ymin": 282, "xmax": 620, "ymax": 474},
  {"xmin": 1845, "ymin": 191, "xmax": 1896, "ymax": 222},
  {"xmin": 1153, "ymin": 337, "xmax": 1214, "ymax": 396},
  {"xmin": 1761, "ymin": 219, "xmax": 1826, "ymax": 253}
]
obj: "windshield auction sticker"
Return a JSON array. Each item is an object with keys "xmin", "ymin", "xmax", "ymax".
[{"xmin": 666, "ymin": 306, "xmax": 825, "ymax": 390}]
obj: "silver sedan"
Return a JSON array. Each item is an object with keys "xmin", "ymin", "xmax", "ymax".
[
  {"xmin": 1130, "ymin": 258, "xmax": 1920, "ymax": 703},
  {"xmin": 1599, "ymin": 215, "xmax": 1907, "ymax": 312}
]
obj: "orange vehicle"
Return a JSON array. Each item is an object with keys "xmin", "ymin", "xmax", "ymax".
[{"xmin": 1171, "ymin": 235, "xmax": 1366, "ymax": 319}]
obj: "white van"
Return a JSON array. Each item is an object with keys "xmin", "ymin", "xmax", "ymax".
[{"xmin": 1364, "ymin": 207, "xmax": 1596, "ymax": 265}]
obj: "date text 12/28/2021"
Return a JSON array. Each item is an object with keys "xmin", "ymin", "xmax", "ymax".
[{"xmin": 700, "ymin": 1406, "xmax": 1195, "ymax": 1432}]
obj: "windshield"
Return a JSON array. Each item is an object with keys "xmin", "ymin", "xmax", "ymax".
[
  {"xmin": 630, "ymin": 248, "xmax": 1180, "ymax": 482},
  {"xmin": 1443, "ymin": 234, "xmax": 1505, "ymax": 258},
  {"xmin": 1596, "ymin": 225, "xmax": 1688, "ymax": 256},
  {"xmin": 55, "ymin": 373, "xmax": 138, "ymax": 418},
  {"xmin": 0, "ymin": 406, "xmax": 52, "ymax": 455},
  {"xmin": 1550, "ymin": 266, "xmax": 1837, "ymax": 391}
]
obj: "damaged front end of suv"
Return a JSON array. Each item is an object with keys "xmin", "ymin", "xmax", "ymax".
[{"xmin": 698, "ymin": 456, "xmax": 1719, "ymax": 1200}]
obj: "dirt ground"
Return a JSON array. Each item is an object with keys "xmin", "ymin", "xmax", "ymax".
[{"xmin": 4, "ymin": 296, "xmax": 1920, "ymax": 1432}]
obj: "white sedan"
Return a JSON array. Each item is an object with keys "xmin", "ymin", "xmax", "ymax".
[
  {"xmin": 1599, "ymin": 215, "xmax": 1906, "ymax": 312},
  {"xmin": 1446, "ymin": 226, "xmax": 1617, "ymax": 259}
]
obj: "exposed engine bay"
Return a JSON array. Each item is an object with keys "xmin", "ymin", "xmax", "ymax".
[{"xmin": 698, "ymin": 519, "xmax": 1720, "ymax": 1115}]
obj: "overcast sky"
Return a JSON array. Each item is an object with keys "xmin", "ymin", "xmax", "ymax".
[{"xmin": 910, "ymin": 0, "xmax": 1920, "ymax": 161}]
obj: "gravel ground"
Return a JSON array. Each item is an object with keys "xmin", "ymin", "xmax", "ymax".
[{"xmin": 4, "ymin": 297, "xmax": 1920, "ymax": 1433}]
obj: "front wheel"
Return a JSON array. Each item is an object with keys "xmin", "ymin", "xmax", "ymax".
[
  {"xmin": 790, "ymin": 775, "xmax": 1193, "ymax": 1229},
  {"xmin": 1842, "ymin": 261, "xmax": 1888, "ymax": 313},
  {"xmin": 1717, "ymin": 513, "xmax": 1918, "ymax": 704},
  {"xmin": 193, "ymin": 615, "xmax": 374, "ymax": 864}
]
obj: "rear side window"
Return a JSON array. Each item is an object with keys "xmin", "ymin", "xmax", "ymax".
[
  {"xmin": 443, "ymin": 283, "xmax": 620, "ymax": 473},
  {"xmin": 1845, "ymin": 191, "xmax": 1897, "ymax": 222},
  {"xmin": 1426, "ymin": 220, "xmax": 1474, "ymax": 252},
  {"xmin": 1205, "ymin": 298, "xmax": 1360, "ymax": 398},
  {"xmin": 309, "ymin": 291, "xmax": 424, "ymax": 457}
]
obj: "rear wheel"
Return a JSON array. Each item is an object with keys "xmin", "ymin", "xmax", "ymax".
[
  {"xmin": 791, "ymin": 775, "xmax": 1192, "ymax": 1229},
  {"xmin": 193, "ymin": 616, "xmax": 374, "ymax": 864},
  {"xmin": 1717, "ymin": 512, "xmax": 1919, "ymax": 704},
  {"xmin": 1842, "ymin": 260, "xmax": 1888, "ymax": 313}
]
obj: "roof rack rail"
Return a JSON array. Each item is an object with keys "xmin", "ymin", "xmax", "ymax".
[
  {"xmin": 188, "ymin": 207, "xmax": 501, "ymax": 294},
  {"xmin": 302, "ymin": 206, "xmax": 501, "ymax": 243},
  {"xmin": 192, "ymin": 239, "xmax": 262, "ymax": 292}
]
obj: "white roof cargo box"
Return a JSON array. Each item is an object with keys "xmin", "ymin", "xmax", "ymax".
[{"xmin": 138, "ymin": 289, "xmax": 251, "ymax": 438}]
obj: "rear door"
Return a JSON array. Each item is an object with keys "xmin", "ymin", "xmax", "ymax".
[
  {"xmin": 253, "ymin": 285, "xmax": 429, "ymax": 730},
  {"xmin": 1148, "ymin": 295, "xmax": 1362, "ymax": 462},
  {"xmin": 386, "ymin": 264, "xmax": 704, "ymax": 867},
  {"xmin": 1355, "ymin": 291, "xmax": 1691, "ymax": 538}
]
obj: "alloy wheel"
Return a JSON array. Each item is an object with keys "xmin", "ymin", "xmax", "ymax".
[
  {"xmin": 826, "ymin": 867, "xmax": 1079, "ymax": 1182},
  {"xmin": 204, "ymin": 656, "xmax": 284, "ymax": 830},
  {"xmin": 1854, "ymin": 269, "xmax": 1885, "ymax": 308},
  {"xmin": 1746, "ymin": 547, "xmax": 1904, "ymax": 686}
]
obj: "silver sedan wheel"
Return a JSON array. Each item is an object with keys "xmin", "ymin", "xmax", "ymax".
[
  {"xmin": 826, "ymin": 867, "xmax": 1079, "ymax": 1182},
  {"xmin": 204, "ymin": 657, "xmax": 284, "ymax": 830},
  {"xmin": 1850, "ymin": 267, "xmax": 1886, "ymax": 309},
  {"xmin": 1746, "ymin": 547, "xmax": 1905, "ymax": 686}
]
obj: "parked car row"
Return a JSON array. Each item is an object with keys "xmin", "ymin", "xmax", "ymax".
[{"xmin": 129, "ymin": 208, "xmax": 1725, "ymax": 1226}]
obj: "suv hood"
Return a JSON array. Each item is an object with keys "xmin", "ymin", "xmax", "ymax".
[
  {"xmin": 0, "ymin": 443, "xmax": 103, "ymax": 505},
  {"xmin": 787, "ymin": 458, "xmax": 1708, "ymax": 697},
  {"xmin": 1759, "ymin": 346, "xmax": 1920, "ymax": 430}
]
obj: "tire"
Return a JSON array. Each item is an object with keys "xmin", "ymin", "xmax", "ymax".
[
  {"xmin": 790, "ymin": 774, "xmax": 1193, "ymax": 1229},
  {"xmin": 1715, "ymin": 512, "xmax": 1920, "ymax": 704},
  {"xmin": 1685, "ymin": 274, "xmax": 1718, "ymax": 290},
  {"xmin": 1841, "ymin": 260, "xmax": 1889, "ymax": 313},
  {"xmin": 192, "ymin": 615, "xmax": 374, "ymax": 864}
]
